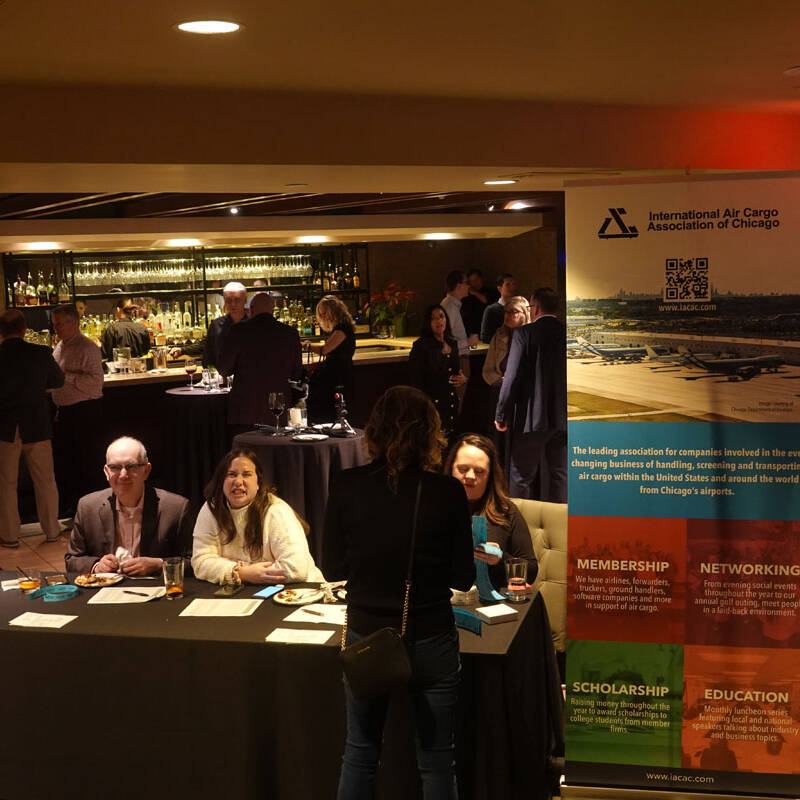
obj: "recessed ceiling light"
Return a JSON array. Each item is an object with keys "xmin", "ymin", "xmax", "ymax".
[
  {"xmin": 166, "ymin": 238, "xmax": 203, "ymax": 247},
  {"xmin": 484, "ymin": 179, "xmax": 517, "ymax": 185},
  {"xmin": 298, "ymin": 235, "xmax": 328, "ymax": 243},
  {"xmin": 177, "ymin": 20, "xmax": 240, "ymax": 34},
  {"xmin": 783, "ymin": 66, "xmax": 800, "ymax": 77},
  {"xmin": 424, "ymin": 232, "xmax": 454, "ymax": 240},
  {"xmin": 504, "ymin": 201, "xmax": 531, "ymax": 210},
  {"xmin": 18, "ymin": 241, "xmax": 61, "ymax": 251},
  {"xmin": 229, "ymin": 207, "xmax": 239, "ymax": 215}
]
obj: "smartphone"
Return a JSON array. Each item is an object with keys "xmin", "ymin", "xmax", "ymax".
[{"xmin": 214, "ymin": 583, "xmax": 244, "ymax": 597}]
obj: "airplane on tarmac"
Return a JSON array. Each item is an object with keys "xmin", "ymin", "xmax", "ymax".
[
  {"xmin": 576, "ymin": 337, "xmax": 649, "ymax": 362},
  {"xmin": 680, "ymin": 351, "xmax": 785, "ymax": 381}
]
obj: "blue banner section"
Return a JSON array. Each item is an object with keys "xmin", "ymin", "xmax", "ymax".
[{"xmin": 568, "ymin": 422, "xmax": 800, "ymax": 520}]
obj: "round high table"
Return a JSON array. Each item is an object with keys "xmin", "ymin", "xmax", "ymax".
[
  {"xmin": 165, "ymin": 386, "xmax": 230, "ymax": 512},
  {"xmin": 232, "ymin": 429, "xmax": 367, "ymax": 559}
]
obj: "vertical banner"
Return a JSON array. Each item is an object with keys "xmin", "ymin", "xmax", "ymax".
[{"xmin": 565, "ymin": 177, "xmax": 800, "ymax": 796}]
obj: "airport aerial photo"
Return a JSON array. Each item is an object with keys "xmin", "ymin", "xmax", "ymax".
[{"xmin": 566, "ymin": 293, "xmax": 800, "ymax": 424}]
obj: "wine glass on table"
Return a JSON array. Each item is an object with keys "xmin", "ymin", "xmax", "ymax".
[
  {"xmin": 185, "ymin": 358, "xmax": 198, "ymax": 389},
  {"xmin": 268, "ymin": 392, "xmax": 285, "ymax": 436}
]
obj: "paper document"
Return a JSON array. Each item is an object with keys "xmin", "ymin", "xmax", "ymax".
[
  {"xmin": 87, "ymin": 587, "xmax": 166, "ymax": 604},
  {"xmin": 283, "ymin": 603, "xmax": 346, "ymax": 625},
  {"xmin": 265, "ymin": 627, "xmax": 336, "ymax": 645},
  {"xmin": 9, "ymin": 611, "xmax": 77, "ymax": 629},
  {"xmin": 2, "ymin": 579, "xmax": 21, "ymax": 591},
  {"xmin": 179, "ymin": 598, "xmax": 263, "ymax": 617}
]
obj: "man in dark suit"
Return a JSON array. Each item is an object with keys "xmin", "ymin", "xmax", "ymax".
[
  {"xmin": 480, "ymin": 273, "xmax": 517, "ymax": 343},
  {"xmin": 495, "ymin": 287, "xmax": 567, "ymax": 502},
  {"xmin": 65, "ymin": 436, "xmax": 192, "ymax": 574},
  {"xmin": 0, "ymin": 309, "xmax": 65, "ymax": 547},
  {"xmin": 217, "ymin": 292, "xmax": 302, "ymax": 436}
]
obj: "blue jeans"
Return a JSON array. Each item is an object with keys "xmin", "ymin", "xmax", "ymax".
[{"xmin": 337, "ymin": 626, "xmax": 461, "ymax": 800}]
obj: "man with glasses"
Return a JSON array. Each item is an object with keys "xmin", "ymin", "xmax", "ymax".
[{"xmin": 65, "ymin": 436, "xmax": 192, "ymax": 575}]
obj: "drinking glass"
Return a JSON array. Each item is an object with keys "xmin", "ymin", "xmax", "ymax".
[
  {"xmin": 268, "ymin": 392, "xmax": 285, "ymax": 436},
  {"xmin": 162, "ymin": 558, "xmax": 184, "ymax": 600},
  {"xmin": 504, "ymin": 558, "xmax": 529, "ymax": 603},
  {"xmin": 185, "ymin": 358, "xmax": 197, "ymax": 389},
  {"xmin": 18, "ymin": 568, "xmax": 41, "ymax": 594}
]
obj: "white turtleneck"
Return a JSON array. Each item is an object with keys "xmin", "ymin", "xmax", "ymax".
[{"xmin": 191, "ymin": 494, "xmax": 324, "ymax": 585}]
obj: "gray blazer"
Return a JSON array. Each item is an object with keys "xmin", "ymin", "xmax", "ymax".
[{"xmin": 65, "ymin": 485, "xmax": 193, "ymax": 574}]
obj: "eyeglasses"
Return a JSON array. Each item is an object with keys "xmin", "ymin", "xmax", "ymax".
[{"xmin": 106, "ymin": 462, "xmax": 147, "ymax": 474}]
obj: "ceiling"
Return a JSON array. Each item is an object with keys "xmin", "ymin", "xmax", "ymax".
[{"xmin": 1, "ymin": 0, "xmax": 800, "ymax": 113}]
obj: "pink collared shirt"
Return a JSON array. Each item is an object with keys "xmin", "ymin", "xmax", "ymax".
[{"xmin": 115, "ymin": 493, "xmax": 144, "ymax": 557}]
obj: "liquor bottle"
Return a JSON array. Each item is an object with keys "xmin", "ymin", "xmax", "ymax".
[
  {"xmin": 322, "ymin": 266, "xmax": 330, "ymax": 292},
  {"xmin": 352, "ymin": 266, "xmax": 361, "ymax": 289},
  {"xmin": 183, "ymin": 301, "xmax": 192, "ymax": 329},
  {"xmin": 36, "ymin": 271, "xmax": 48, "ymax": 305},
  {"xmin": 12, "ymin": 274, "xmax": 26, "ymax": 306},
  {"xmin": 25, "ymin": 272, "xmax": 38, "ymax": 305},
  {"xmin": 47, "ymin": 274, "xmax": 58, "ymax": 305},
  {"xmin": 313, "ymin": 316, "xmax": 321, "ymax": 337},
  {"xmin": 154, "ymin": 322, "xmax": 167, "ymax": 347}
]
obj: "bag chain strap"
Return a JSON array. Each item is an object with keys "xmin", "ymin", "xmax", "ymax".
[{"xmin": 340, "ymin": 479, "xmax": 423, "ymax": 651}]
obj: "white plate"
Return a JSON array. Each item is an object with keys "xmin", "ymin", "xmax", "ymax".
[
  {"xmin": 313, "ymin": 423, "xmax": 334, "ymax": 431},
  {"xmin": 293, "ymin": 433, "xmax": 329, "ymax": 442},
  {"xmin": 74, "ymin": 572, "xmax": 124, "ymax": 588},
  {"xmin": 273, "ymin": 587, "xmax": 325, "ymax": 605}
]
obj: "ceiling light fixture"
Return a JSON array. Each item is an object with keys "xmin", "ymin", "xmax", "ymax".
[
  {"xmin": 298, "ymin": 235, "xmax": 328, "ymax": 243},
  {"xmin": 177, "ymin": 20, "xmax": 240, "ymax": 34},
  {"xmin": 166, "ymin": 238, "xmax": 203, "ymax": 247},
  {"xmin": 19, "ymin": 241, "xmax": 61, "ymax": 251},
  {"xmin": 504, "ymin": 201, "xmax": 531, "ymax": 210},
  {"xmin": 484, "ymin": 179, "xmax": 517, "ymax": 185},
  {"xmin": 229, "ymin": 207, "xmax": 240, "ymax": 215},
  {"xmin": 424, "ymin": 232, "xmax": 455, "ymax": 240}
]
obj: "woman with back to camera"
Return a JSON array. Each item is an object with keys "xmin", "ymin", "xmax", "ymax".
[
  {"xmin": 323, "ymin": 386, "xmax": 475, "ymax": 799},
  {"xmin": 444, "ymin": 433, "xmax": 537, "ymax": 591},
  {"xmin": 306, "ymin": 295, "xmax": 356, "ymax": 423},
  {"xmin": 408, "ymin": 305, "xmax": 466, "ymax": 442},
  {"xmin": 192, "ymin": 448, "xmax": 324, "ymax": 585},
  {"xmin": 481, "ymin": 296, "xmax": 529, "ymax": 473}
]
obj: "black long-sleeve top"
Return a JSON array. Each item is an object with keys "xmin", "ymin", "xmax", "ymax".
[
  {"xmin": 484, "ymin": 504, "xmax": 538, "ymax": 589},
  {"xmin": 323, "ymin": 462, "xmax": 476, "ymax": 640}
]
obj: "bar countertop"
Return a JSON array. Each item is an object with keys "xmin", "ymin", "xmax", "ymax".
[{"xmin": 102, "ymin": 337, "xmax": 488, "ymax": 386}]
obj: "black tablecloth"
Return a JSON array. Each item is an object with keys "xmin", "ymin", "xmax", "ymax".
[
  {"xmin": 0, "ymin": 574, "xmax": 563, "ymax": 800},
  {"xmin": 232, "ymin": 429, "xmax": 368, "ymax": 559},
  {"xmin": 164, "ymin": 387, "xmax": 231, "ymax": 512}
]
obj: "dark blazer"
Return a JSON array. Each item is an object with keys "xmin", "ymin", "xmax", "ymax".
[
  {"xmin": 408, "ymin": 335, "xmax": 460, "ymax": 433},
  {"xmin": 0, "ymin": 337, "xmax": 64, "ymax": 443},
  {"xmin": 65, "ymin": 485, "xmax": 192, "ymax": 574},
  {"xmin": 217, "ymin": 312, "xmax": 302, "ymax": 425},
  {"xmin": 480, "ymin": 302, "xmax": 505, "ymax": 343},
  {"xmin": 203, "ymin": 313, "xmax": 241, "ymax": 367},
  {"xmin": 495, "ymin": 316, "xmax": 567, "ymax": 433},
  {"xmin": 323, "ymin": 463, "xmax": 476, "ymax": 640}
]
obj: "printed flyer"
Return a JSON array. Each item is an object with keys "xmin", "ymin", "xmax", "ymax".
[{"xmin": 565, "ymin": 176, "xmax": 800, "ymax": 796}]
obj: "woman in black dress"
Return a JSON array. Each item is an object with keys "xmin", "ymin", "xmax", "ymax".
[
  {"xmin": 323, "ymin": 386, "xmax": 475, "ymax": 799},
  {"xmin": 408, "ymin": 305, "xmax": 466, "ymax": 441},
  {"xmin": 444, "ymin": 432, "xmax": 537, "ymax": 591},
  {"xmin": 306, "ymin": 295, "xmax": 356, "ymax": 423}
]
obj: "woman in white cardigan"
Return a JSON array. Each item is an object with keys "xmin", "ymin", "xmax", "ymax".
[{"xmin": 192, "ymin": 448, "xmax": 324, "ymax": 585}]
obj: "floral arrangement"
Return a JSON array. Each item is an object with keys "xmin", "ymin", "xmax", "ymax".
[{"xmin": 365, "ymin": 282, "xmax": 417, "ymax": 327}]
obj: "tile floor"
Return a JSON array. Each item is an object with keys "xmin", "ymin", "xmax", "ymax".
[{"xmin": 0, "ymin": 523, "xmax": 70, "ymax": 574}]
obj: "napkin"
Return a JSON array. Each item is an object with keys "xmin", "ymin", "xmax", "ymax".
[{"xmin": 115, "ymin": 546, "xmax": 131, "ymax": 567}]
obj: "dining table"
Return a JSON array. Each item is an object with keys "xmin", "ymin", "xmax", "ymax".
[{"xmin": 0, "ymin": 571, "xmax": 563, "ymax": 800}]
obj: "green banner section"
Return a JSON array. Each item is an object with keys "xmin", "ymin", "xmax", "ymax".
[{"xmin": 566, "ymin": 640, "xmax": 684, "ymax": 767}]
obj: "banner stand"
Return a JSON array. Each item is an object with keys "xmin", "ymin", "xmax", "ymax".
[{"xmin": 561, "ymin": 785, "xmax": 787, "ymax": 800}]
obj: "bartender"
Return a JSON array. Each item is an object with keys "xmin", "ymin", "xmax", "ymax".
[{"xmin": 101, "ymin": 297, "xmax": 150, "ymax": 360}]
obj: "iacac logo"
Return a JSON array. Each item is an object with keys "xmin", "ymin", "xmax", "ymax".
[{"xmin": 598, "ymin": 208, "xmax": 639, "ymax": 239}]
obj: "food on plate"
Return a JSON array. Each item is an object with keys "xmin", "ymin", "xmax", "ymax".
[{"xmin": 74, "ymin": 573, "xmax": 122, "ymax": 588}]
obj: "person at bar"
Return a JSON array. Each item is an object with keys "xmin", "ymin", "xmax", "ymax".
[
  {"xmin": 495, "ymin": 287, "xmax": 567, "ymax": 502},
  {"xmin": 480, "ymin": 273, "xmax": 518, "ymax": 343},
  {"xmin": 65, "ymin": 436, "xmax": 192, "ymax": 575},
  {"xmin": 408, "ymin": 304, "xmax": 465, "ymax": 441},
  {"xmin": 460, "ymin": 268, "xmax": 497, "ymax": 339},
  {"xmin": 171, "ymin": 281, "xmax": 248, "ymax": 365},
  {"xmin": 444, "ymin": 432, "xmax": 537, "ymax": 591},
  {"xmin": 217, "ymin": 292, "xmax": 302, "ymax": 437},
  {"xmin": 440, "ymin": 270, "xmax": 479, "ymax": 412},
  {"xmin": 323, "ymin": 386, "xmax": 475, "ymax": 799},
  {"xmin": 192, "ymin": 448, "xmax": 323, "ymax": 585},
  {"xmin": 0, "ymin": 309, "xmax": 64, "ymax": 548},
  {"xmin": 50, "ymin": 303, "xmax": 104, "ymax": 518},
  {"xmin": 305, "ymin": 295, "xmax": 356, "ymax": 424},
  {"xmin": 101, "ymin": 296, "xmax": 150, "ymax": 360}
]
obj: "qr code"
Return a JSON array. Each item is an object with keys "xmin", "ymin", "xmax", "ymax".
[{"xmin": 663, "ymin": 257, "xmax": 710, "ymax": 302}]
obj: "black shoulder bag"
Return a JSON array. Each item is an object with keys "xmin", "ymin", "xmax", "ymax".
[{"xmin": 338, "ymin": 479, "xmax": 423, "ymax": 699}]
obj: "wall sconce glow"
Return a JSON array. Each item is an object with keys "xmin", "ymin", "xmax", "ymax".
[
  {"xmin": 297, "ymin": 235, "xmax": 328, "ymax": 243},
  {"xmin": 504, "ymin": 201, "xmax": 531, "ymax": 210},
  {"xmin": 18, "ymin": 241, "xmax": 62, "ymax": 251},
  {"xmin": 424, "ymin": 232, "xmax": 455, "ymax": 240},
  {"xmin": 166, "ymin": 238, "xmax": 203, "ymax": 247},
  {"xmin": 484, "ymin": 179, "xmax": 517, "ymax": 185},
  {"xmin": 177, "ymin": 20, "xmax": 240, "ymax": 34}
]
